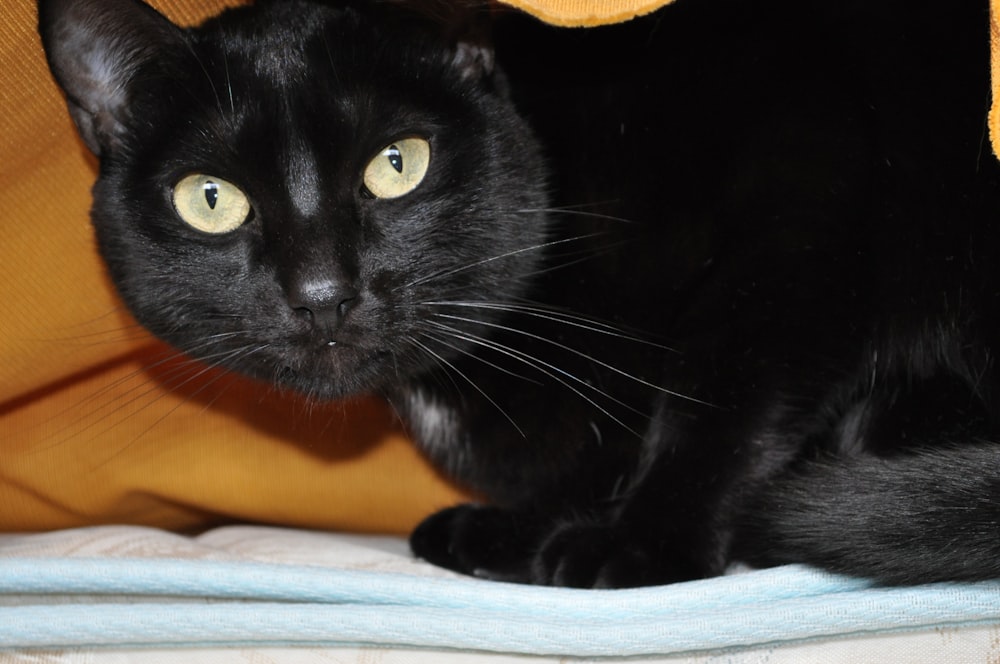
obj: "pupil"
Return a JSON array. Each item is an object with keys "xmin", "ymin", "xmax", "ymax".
[
  {"xmin": 204, "ymin": 182, "xmax": 219, "ymax": 210},
  {"xmin": 387, "ymin": 146, "xmax": 403, "ymax": 173}
]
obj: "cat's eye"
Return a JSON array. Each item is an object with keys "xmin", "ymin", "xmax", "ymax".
[
  {"xmin": 172, "ymin": 174, "xmax": 252, "ymax": 234},
  {"xmin": 362, "ymin": 137, "xmax": 430, "ymax": 199}
]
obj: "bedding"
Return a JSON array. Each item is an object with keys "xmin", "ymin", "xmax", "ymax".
[
  {"xmin": 1, "ymin": 525, "xmax": 1000, "ymax": 661},
  {"xmin": 4, "ymin": 0, "xmax": 1000, "ymax": 659}
]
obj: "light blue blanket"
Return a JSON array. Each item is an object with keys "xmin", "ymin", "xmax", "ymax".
[{"xmin": 2, "ymin": 556, "xmax": 1000, "ymax": 655}]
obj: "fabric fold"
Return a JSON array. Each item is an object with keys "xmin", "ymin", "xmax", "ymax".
[{"xmin": 1, "ymin": 553, "xmax": 1000, "ymax": 656}]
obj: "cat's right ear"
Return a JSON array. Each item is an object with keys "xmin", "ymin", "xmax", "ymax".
[
  {"xmin": 422, "ymin": 1, "xmax": 495, "ymax": 82},
  {"xmin": 37, "ymin": 0, "xmax": 185, "ymax": 156}
]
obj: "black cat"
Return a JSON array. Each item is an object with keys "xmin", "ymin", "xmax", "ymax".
[{"xmin": 39, "ymin": 0, "xmax": 1000, "ymax": 588}]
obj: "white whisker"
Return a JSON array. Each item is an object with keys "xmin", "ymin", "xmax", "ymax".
[
  {"xmin": 26, "ymin": 336, "xmax": 264, "ymax": 453},
  {"xmin": 416, "ymin": 325, "xmax": 544, "ymax": 385},
  {"xmin": 408, "ymin": 336, "xmax": 527, "ymax": 438},
  {"xmin": 223, "ymin": 53, "xmax": 235, "ymax": 115},
  {"xmin": 433, "ymin": 313, "xmax": 711, "ymax": 407},
  {"xmin": 92, "ymin": 343, "xmax": 270, "ymax": 467},
  {"xmin": 419, "ymin": 300, "xmax": 676, "ymax": 351},
  {"xmin": 425, "ymin": 319, "xmax": 645, "ymax": 437},
  {"xmin": 182, "ymin": 38, "xmax": 225, "ymax": 119},
  {"xmin": 398, "ymin": 233, "xmax": 608, "ymax": 291},
  {"xmin": 14, "ymin": 337, "xmax": 221, "ymax": 447},
  {"xmin": 522, "ymin": 238, "xmax": 635, "ymax": 278},
  {"xmin": 516, "ymin": 205, "xmax": 637, "ymax": 225}
]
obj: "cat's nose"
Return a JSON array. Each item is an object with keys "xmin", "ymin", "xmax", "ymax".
[{"xmin": 287, "ymin": 277, "xmax": 359, "ymax": 340}]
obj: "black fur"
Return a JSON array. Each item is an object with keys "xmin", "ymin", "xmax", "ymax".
[{"xmin": 39, "ymin": 0, "xmax": 1000, "ymax": 588}]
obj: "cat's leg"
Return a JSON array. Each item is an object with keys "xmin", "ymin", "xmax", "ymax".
[
  {"xmin": 410, "ymin": 435, "xmax": 755, "ymax": 589},
  {"xmin": 407, "ymin": 386, "xmax": 791, "ymax": 588},
  {"xmin": 398, "ymin": 359, "xmax": 685, "ymax": 585},
  {"xmin": 411, "ymin": 500, "xmax": 682, "ymax": 587},
  {"xmin": 519, "ymin": 419, "xmax": 783, "ymax": 588},
  {"xmin": 409, "ymin": 504, "xmax": 552, "ymax": 582}
]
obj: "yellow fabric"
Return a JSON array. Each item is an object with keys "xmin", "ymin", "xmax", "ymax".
[
  {"xmin": 500, "ymin": 0, "xmax": 673, "ymax": 26},
  {"xmin": 991, "ymin": 0, "xmax": 1000, "ymax": 157},
  {"xmin": 2, "ymin": 0, "xmax": 998, "ymax": 533}
]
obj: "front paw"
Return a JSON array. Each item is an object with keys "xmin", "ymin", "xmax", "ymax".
[
  {"xmin": 531, "ymin": 521, "xmax": 654, "ymax": 588},
  {"xmin": 533, "ymin": 522, "xmax": 705, "ymax": 588},
  {"xmin": 412, "ymin": 506, "xmax": 707, "ymax": 588},
  {"xmin": 410, "ymin": 504, "xmax": 542, "ymax": 582}
]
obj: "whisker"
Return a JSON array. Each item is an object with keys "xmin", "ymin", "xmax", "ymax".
[
  {"xmin": 407, "ymin": 341, "xmax": 465, "ymax": 400},
  {"xmin": 92, "ymin": 344, "xmax": 271, "ymax": 467},
  {"xmin": 10, "ymin": 345, "xmax": 192, "ymax": 447},
  {"xmin": 29, "ymin": 360, "xmax": 195, "ymax": 453},
  {"xmin": 99, "ymin": 342, "xmax": 267, "ymax": 442},
  {"xmin": 408, "ymin": 335, "xmax": 527, "ymax": 438},
  {"xmin": 416, "ymin": 324, "xmax": 544, "ymax": 386},
  {"xmin": 223, "ymin": 52, "xmax": 235, "ymax": 115},
  {"xmin": 419, "ymin": 300, "xmax": 676, "ymax": 351},
  {"xmin": 27, "ymin": 336, "xmax": 260, "ymax": 452},
  {"xmin": 523, "ymin": 238, "xmax": 636, "ymax": 278},
  {"xmin": 36, "ymin": 325, "xmax": 153, "ymax": 348},
  {"xmin": 31, "ymin": 306, "xmax": 151, "ymax": 347},
  {"xmin": 433, "ymin": 313, "xmax": 712, "ymax": 407},
  {"xmin": 425, "ymin": 320, "xmax": 645, "ymax": 437},
  {"xmin": 516, "ymin": 205, "xmax": 637, "ymax": 225},
  {"xmin": 398, "ymin": 232, "xmax": 609, "ymax": 291},
  {"xmin": 182, "ymin": 38, "xmax": 225, "ymax": 119}
]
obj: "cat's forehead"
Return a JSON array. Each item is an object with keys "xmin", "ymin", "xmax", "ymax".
[
  {"xmin": 195, "ymin": 2, "xmax": 435, "ymax": 91},
  {"xmin": 240, "ymin": 37, "xmax": 311, "ymax": 87},
  {"xmin": 182, "ymin": 4, "xmax": 460, "ymax": 139},
  {"xmin": 198, "ymin": 3, "xmax": 344, "ymax": 88}
]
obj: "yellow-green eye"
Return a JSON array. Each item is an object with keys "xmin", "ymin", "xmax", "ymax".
[
  {"xmin": 363, "ymin": 137, "xmax": 430, "ymax": 199},
  {"xmin": 172, "ymin": 174, "xmax": 251, "ymax": 234}
]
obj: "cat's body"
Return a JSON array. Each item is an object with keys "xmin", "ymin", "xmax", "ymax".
[{"xmin": 39, "ymin": 0, "xmax": 1000, "ymax": 587}]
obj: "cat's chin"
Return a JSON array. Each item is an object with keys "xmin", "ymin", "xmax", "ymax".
[{"xmin": 253, "ymin": 343, "xmax": 397, "ymax": 402}]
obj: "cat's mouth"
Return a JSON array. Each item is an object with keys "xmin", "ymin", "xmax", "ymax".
[{"xmin": 263, "ymin": 340, "xmax": 395, "ymax": 401}]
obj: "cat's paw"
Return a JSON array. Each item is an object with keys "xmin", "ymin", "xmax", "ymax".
[
  {"xmin": 531, "ymin": 521, "xmax": 655, "ymax": 588},
  {"xmin": 532, "ymin": 521, "xmax": 702, "ymax": 588},
  {"xmin": 411, "ymin": 505, "xmax": 705, "ymax": 588},
  {"xmin": 410, "ymin": 504, "xmax": 542, "ymax": 582}
]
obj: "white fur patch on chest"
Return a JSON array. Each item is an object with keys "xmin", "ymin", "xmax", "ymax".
[{"xmin": 405, "ymin": 389, "xmax": 463, "ymax": 455}]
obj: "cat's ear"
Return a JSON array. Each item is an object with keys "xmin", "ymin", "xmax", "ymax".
[
  {"xmin": 37, "ymin": 0, "xmax": 186, "ymax": 155},
  {"xmin": 450, "ymin": 40, "xmax": 495, "ymax": 81},
  {"xmin": 433, "ymin": 2, "xmax": 495, "ymax": 81}
]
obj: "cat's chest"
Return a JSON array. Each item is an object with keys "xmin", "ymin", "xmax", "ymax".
[{"xmin": 400, "ymin": 387, "xmax": 465, "ymax": 460}]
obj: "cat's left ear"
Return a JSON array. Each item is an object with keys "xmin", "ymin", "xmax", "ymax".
[
  {"xmin": 450, "ymin": 39, "xmax": 495, "ymax": 81},
  {"xmin": 38, "ymin": 0, "xmax": 186, "ymax": 155},
  {"xmin": 438, "ymin": 3, "xmax": 495, "ymax": 81}
]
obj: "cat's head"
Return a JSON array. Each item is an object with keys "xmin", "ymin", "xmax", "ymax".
[{"xmin": 39, "ymin": 0, "xmax": 549, "ymax": 399}]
